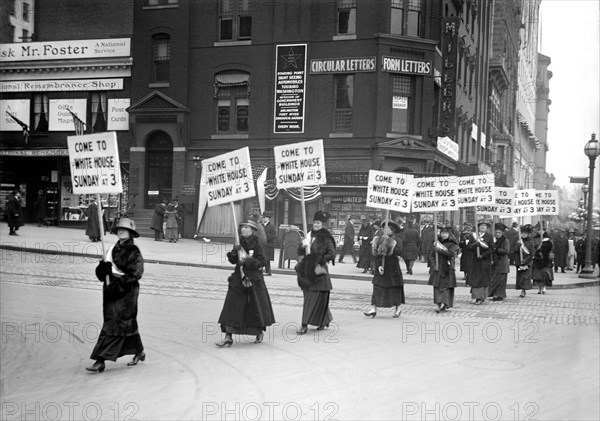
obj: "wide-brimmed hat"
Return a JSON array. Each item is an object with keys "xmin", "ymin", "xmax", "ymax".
[
  {"xmin": 111, "ymin": 217, "xmax": 140, "ymax": 238},
  {"xmin": 239, "ymin": 220, "xmax": 259, "ymax": 231},
  {"xmin": 477, "ymin": 219, "xmax": 492, "ymax": 228},
  {"xmin": 313, "ymin": 210, "xmax": 331, "ymax": 223},
  {"xmin": 262, "ymin": 211, "xmax": 273, "ymax": 218},
  {"xmin": 494, "ymin": 222, "xmax": 507, "ymax": 231},
  {"xmin": 382, "ymin": 221, "xmax": 401, "ymax": 234}
]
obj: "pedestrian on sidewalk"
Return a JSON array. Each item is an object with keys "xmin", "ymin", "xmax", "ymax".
[
  {"xmin": 34, "ymin": 189, "xmax": 49, "ymax": 227},
  {"xmin": 356, "ymin": 217, "xmax": 374, "ymax": 274},
  {"xmin": 468, "ymin": 220, "xmax": 494, "ymax": 304},
  {"xmin": 295, "ymin": 210, "xmax": 336, "ymax": 334},
  {"xmin": 86, "ymin": 218, "xmax": 145, "ymax": 373},
  {"xmin": 401, "ymin": 220, "xmax": 420, "ymax": 275},
  {"xmin": 552, "ymin": 229, "xmax": 568, "ymax": 273},
  {"xmin": 215, "ymin": 220, "xmax": 275, "ymax": 347},
  {"xmin": 150, "ymin": 199, "xmax": 166, "ymax": 241},
  {"xmin": 489, "ymin": 223, "xmax": 510, "ymax": 301},
  {"xmin": 566, "ymin": 230, "xmax": 576, "ymax": 270},
  {"xmin": 459, "ymin": 222, "xmax": 473, "ymax": 284},
  {"xmin": 363, "ymin": 221, "xmax": 405, "ymax": 318},
  {"xmin": 261, "ymin": 211, "xmax": 277, "ymax": 276},
  {"xmin": 84, "ymin": 198, "xmax": 105, "ymax": 242},
  {"xmin": 338, "ymin": 216, "xmax": 357, "ymax": 263},
  {"xmin": 506, "ymin": 222, "xmax": 520, "ymax": 265},
  {"xmin": 427, "ymin": 225, "xmax": 458, "ymax": 313},
  {"xmin": 164, "ymin": 202, "xmax": 179, "ymax": 243},
  {"xmin": 5, "ymin": 190, "xmax": 23, "ymax": 236},
  {"xmin": 514, "ymin": 224, "xmax": 534, "ymax": 298},
  {"xmin": 420, "ymin": 222, "xmax": 435, "ymax": 263},
  {"xmin": 532, "ymin": 233, "xmax": 554, "ymax": 294}
]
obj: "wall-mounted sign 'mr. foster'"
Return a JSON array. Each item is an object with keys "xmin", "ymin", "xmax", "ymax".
[{"xmin": 0, "ymin": 38, "xmax": 131, "ymax": 62}]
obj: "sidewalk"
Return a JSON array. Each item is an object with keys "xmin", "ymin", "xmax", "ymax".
[{"xmin": 1, "ymin": 223, "xmax": 599, "ymax": 288}]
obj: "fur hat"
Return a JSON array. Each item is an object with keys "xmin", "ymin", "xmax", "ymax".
[
  {"xmin": 239, "ymin": 220, "xmax": 259, "ymax": 231},
  {"xmin": 382, "ymin": 221, "xmax": 401, "ymax": 234},
  {"xmin": 494, "ymin": 223, "xmax": 507, "ymax": 232},
  {"xmin": 520, "ymin": 224, "xmax": 533, "ymax": 234},
  {"xmin": 313, "ymin": 210, "xmax": 330, "ymax": 223},
  {"xmin": 111, "ymin": 217, "xmax": 140, "ymax": 238}
]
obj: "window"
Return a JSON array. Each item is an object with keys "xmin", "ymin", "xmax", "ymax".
[
  {"xmin": 333, "ymin": 74, "xmax": 354, "ymax": 132},
  {"xmin": 147, "ymin": 0, "xmax": 178, "ymax": 5},
  {"xmin": 337, "ymin": 0, "xmax": 356, "ymax": 35},
  {"xmin": 391, "ymin": 0, "xmax": 422, "ymax": 37},
  {"xmin": 215, "ymin": 72, "xmax": 250, "ymax": 134},
  {"xmin": 91, "ymin": 92, "xmax": 107, "ymax": 132},
  {"xmin": 391, "ymin": 75, "xmax": 412, "ymax": 133},
  {"xmin": 152, "ymin": 34, "xmax": 170, "ymax": 82},
  {"xmin": 219, "ymin": 0, "xmax": 252, "ymax": 41},
  {"xmin": 9, "ymin": 25, "xmax": 15, "ymax": 42},
  {"xmin": 33, "ymin": 94, "xmax": 49, "ymax": 133},
  {"xmin": 22, "ymin": 3, "xmax": 30, "ymax": 21},
  {"xmin": 22, "ymin": 29, "xmax": 29, "ymax": 42}
]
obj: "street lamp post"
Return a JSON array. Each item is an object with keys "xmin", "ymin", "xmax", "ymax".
[
  {"xmin": 192, "ymin": 154, "xmax": 202, "ymax": 185},
  {"xmin": 579, "ymin": 133, "xmax": 600, "ymax": 278}
]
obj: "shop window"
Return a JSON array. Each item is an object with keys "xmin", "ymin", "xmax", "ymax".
[
  {"xmin": 152, "ymin": 34, "xmax": 170, "ymax": 82},
  {"xmin": 91, "ymin": 92, "xmax": 107, "ymax": 132},
  {"xmin": 337, "ymin": 0, "xmax": 356, "ymax": 35},
  {"xmin": 391, "ymin": 0, "xmax": 422, "ymax": 37},
  {"xmin": 391, "ymin": 75, "xmax": 412, "ymax": 133},
  {"xmin": 219, "ymin": 0, "xmax": 252, "ymax": 41},
  {"xmin": 214, "ymin": 71, "xmax": 250, "ymax": 134},
  {"xmin": 33, "ymin": 94, "xmax": 49, "ymax": 133},
  {"xmin": 333, "ymin": 74, "xmax": 353, "ymax": 132}
]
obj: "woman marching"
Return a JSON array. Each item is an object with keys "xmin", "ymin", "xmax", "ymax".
[
  {"xmin": 216, "ymin": 220, "xmax": 275, "ymax": 347},
  {"xmin": 514, "ymin": 224, "xmax": 534, "ymax": 297},
  {"xmin": 295, "ymin": 210, "xmax": 336, "ymax": 334},
  {"xmin": 468, "ymin": 220, "xmax": 494, "ymax": 304},
  {"xmin": 488, "ymin": 223, "xmax": 510, "ymax": 301},
  {"xmin": 87, "ymin": 218, "xmax": 145, "ymax": 373},
  {"xmin": 532, "ymin": 232, "xmax": 554, "ymax": 295},
  {"xmin": 428, "ymin": 225, "xmax": 458, "ymax": 313},
  {"xmin": 363, "ymin": 221, "xmax": 405, "ymax": 318}
]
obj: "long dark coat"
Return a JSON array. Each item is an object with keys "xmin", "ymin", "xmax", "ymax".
[
  {"xmin": 459, "ymin": 229, "xmax": 474, "ymax": 273},
  {"xmin": 552, "ymin": 233, "xmax": 568, "ymax": 268},
  {"xmin": 467, "ymin": 231, "xmax": 494, "ymax": 287},
  {"xmin": 150, "ymin": 203, "xmax": 165, "ymax": 231},
  {"xmin": 506, "ymin": 227, "xmax": 519, "ymax": 264},
  {"xmin": 263, "ymin": 221, "xmax": 277, "ymax": 261},
  {"xmin": 357, "ymin": 223, "xmax": 374, "ymax": 269},
  {"xmin": 371, "ymin": 235, "xmax": 404, "ymax": 289},
  {"xmin": 401, "ymin": 225, "xmax": 420, "ymax": 261},
  {"xmin": 296, "ymin": 228, "xmax": 336, "ymax": 291},
  {"xmin": 218, "ymin": 234, "xmax": 275, "ymax": 330},
  {"xmin": 532, "ymin": 239, "xmax": 554, "ymax": 285},
  {"xmin": 420, "ymin": 225, "xmax": 435, "ymax": 260},
  {"xmin": 34, "ymin": 195, "xmax": 48, "ymax": 220},
  {"xmin": 5, "ymin": 194, "xmax": 23, "ymax": 229},
  {"xmin": 492, "ymin": 235, "xmax": 510, "ymax": 274},
  {"xmin": 94, "ymin": 239, "xmax": 144, "ymax": 336},
  {"xmin": 513, "ymin": 236, "xmax": 534, "ymax": 290},
  {"xmin": 428, "ymin": 236, "xmax": 458, "ymax": 289},
  {"xmin": 85, "ymin": 202, "xmax": 101, "ymax": 239}
]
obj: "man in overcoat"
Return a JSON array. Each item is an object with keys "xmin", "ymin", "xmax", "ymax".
[{"xmin": 262, "ymin": 211, "xmax": 277, "ymax": 276}]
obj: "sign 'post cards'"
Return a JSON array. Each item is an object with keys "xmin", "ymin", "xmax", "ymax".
[
  {"xmin": 412, "ymin": 176, "xmax": 459, "ymax": 212},
  {"xmin": 456, "ymin": 174, "xmax": 495, "ymax": 207},
  {"xmin": 366, "ymin": 170, "xmax": 413, "ymax": 212},
  {"xmin": 67, "ymin": 132, "xmax": 122, "ymax": 194},
  {"xmin": 513, "ymin": 189, "xmax": 537, "ymax": 217},
  {"xmin": 274, "ymin": 139, "xmax": 326, "ymax": 188},
  {"xmin": 535, "ymin": 190, "xmax": 559, "ymax": 215},
  {"xmin": 201, "ymin": 147, "xmax": 255, "ymax": 207}
]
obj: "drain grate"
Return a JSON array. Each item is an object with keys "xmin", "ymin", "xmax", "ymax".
[{"xmin": 37, "ymin": 280, "xmax": 70, "ymax": 287}]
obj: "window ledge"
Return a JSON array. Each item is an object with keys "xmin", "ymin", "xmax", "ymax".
[
  {"xmin": 329, "ymin": 133, "xmax": 353, "ymax": 138},
  {"xmin": 213, "ymin": 40, "xmax": 252, "ymax": 47},
  {"xmin": 333, "ymin": 34, "xmax": 357, "ymax": 41},
  {"xmin": 143, "ymin": 5, "xmax": 178, "ymax": 10},
  {"xmin": 149, "ymin": 82, "xmax": 170, "ymax": 88},
  {"xmin": 211, "ymin": 134, "xmax": 249, "ymax": 139}
]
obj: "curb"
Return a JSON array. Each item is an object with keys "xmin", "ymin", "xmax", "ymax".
[{"xmin": 2, "ymin": 245, "xmax": 599, "ymax": 290}]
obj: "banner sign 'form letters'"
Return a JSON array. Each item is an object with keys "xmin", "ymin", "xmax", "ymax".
[
  {"xmin": 366, "ymin": 170, "xmax": 413, "ymax": 212},
  {"xmin": 67, "ymin": 132, "xmax": 122, "ymax": 194},
  {"xmin": 201, "ymin": 147, "xmax": 255, "ymax": 207},
  {"xmin": 274, "ymin": 139, "xmax": 326, "ymax": 189}
]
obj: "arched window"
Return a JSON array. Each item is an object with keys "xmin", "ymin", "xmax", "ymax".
[{"xmin": 152, "ymin": 33, "xmax": 170, "ymax": 82}]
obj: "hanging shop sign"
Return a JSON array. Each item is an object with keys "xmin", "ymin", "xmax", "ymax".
[
  {"xmin": 437, "ymin": 136, "xmax": 459, "ymax": 161},
  {"xmin": 107, "ymin": 98, "xmax": 130, "ymax": 131},
  {"xmin": 274, "ymin": 43, "xmax": 307, "ymax": 133}
]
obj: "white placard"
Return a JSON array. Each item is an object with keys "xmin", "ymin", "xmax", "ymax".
[
  {"xmin": 437, "ymin": 136, "xmax": 459, "ymax": 161},
  {"xmin": 1, "ymin": 99, "xmax": 30, "ymax": 131},
  {"xmin": 513, "ymin": 189, "xmax": 537, "ymax": 217},
  {"xmin": 366, "ymin": 170, "xmax": 413, "ymax": 212},
  {"xmin": 476, "ymin": 187, "xmax": 515, "ymax": 218},
  {"xmin": 274, "ymin": 139, "xmax": 326, "ymax": 189},
  {"xmin": 201, "ymin": 147, "xmax": 255, "ymax": 207},
  {"xmin": 535, "ymin": 190, "xmax": 559, "ymax": 215},
  {"xmin": 456, "ymin": 174, "xmax": 495, "ymax": 207},
  {"xmin": 49, "ymin": 99, "xmax": 87, "ymax": 131},
  {"xmin": 67, "ymin": 132, "xmax": 123, "ymax": 194},
  {"xmin": 107, "ymin": 98, "xmax": 130, "ymax": 131},
  {"xmin": 412, "ymin": 176, "xmax": 459, "ymax": 212}
]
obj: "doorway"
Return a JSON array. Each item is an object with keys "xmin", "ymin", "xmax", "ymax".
[{"xmin": 145, "ymin": 131, "xmax": 173, "ymax": 208}]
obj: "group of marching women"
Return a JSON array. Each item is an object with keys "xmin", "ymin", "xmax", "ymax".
[{"xmin": 84, "ymin": 212, "xmax": 556, "ymax": 372}]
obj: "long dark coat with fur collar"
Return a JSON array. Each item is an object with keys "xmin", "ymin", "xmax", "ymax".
[
  {"xmin": 218, "ymin": 234, "xmax": 275, "ymax": 331},
  {"xmin": 95, "ymin": 238, "xmax": 143, "ymax": 336},
  {"xmin": 296, "ymin": 228, "xmax": 336, "ymax": 291},
  {"xmin": 371, "ymin": 235, "xmax": 404, "ymax": 288}
]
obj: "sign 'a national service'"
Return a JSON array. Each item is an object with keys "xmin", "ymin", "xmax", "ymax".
[
  {"xmin": 202, "ymin": 147, "xmax": 255, "ymax": 207},
  {"xmin": 67, "ymin": 132, "xmax": 122, "ymax": 194},
  {"xmin": 366, "ymin": 170, "xmax": 413, "ymax": 212},
  {"xmin": 274, "ymin": 139, "xmax": 326, "ymax": 189}
]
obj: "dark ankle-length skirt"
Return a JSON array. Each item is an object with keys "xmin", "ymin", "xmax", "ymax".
[
  {"xmin": 470, "ymin": 286, "xmax": 488, "ymax": 300},
  {"xmin": 371, "ymin": 284, "xmax": 405, "ymax": 308},
  {"xmin": 433, "ymin": 286, "xmax": 455, "ymax": 308},
  {"xmin": 515, "ymin": 268, "xmax": 532, "ymax": 290},
  {"xmin": 302, "ymin": 290, "xmax": 333, "ymax": 327},
  {"xmin": 90, "ymin": 332, "xmax": 143, "ymax": 362},
  {"xmin": 488, "ymin": 273, "xmax": 508, "ymax": 298}
]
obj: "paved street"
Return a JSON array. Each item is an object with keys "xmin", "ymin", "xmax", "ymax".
[{"xmin": 1, "ymin": 226, "xmax": 600, "ymax": 420}]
